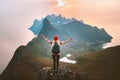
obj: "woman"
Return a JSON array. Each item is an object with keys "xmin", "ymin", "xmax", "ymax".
[{"xmin": 42, "ymin": 34, "xmax": 72, "ymax": 70}]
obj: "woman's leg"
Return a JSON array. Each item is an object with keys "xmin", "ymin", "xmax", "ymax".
[
  {"xmin": 57, "ymin": 54, "xmax": 60, "ymax": 69},
  {"xmin": 52, "ymin": 54, "xmax": 55, "ymax": 70}
]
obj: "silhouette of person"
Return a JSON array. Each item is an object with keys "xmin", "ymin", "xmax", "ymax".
[{"xmin": 42, "ymin": 34, "xmax": 72, "ymax": 70}]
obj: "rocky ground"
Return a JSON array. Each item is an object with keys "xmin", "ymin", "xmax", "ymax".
[{"xmin": 37, "ymin": 66, "xmax": 91, "ymax": 80}]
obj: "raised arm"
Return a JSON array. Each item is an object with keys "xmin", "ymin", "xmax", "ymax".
[
  {"xmin": 41, "ymin": 34, "xmax": 51, "ymax": 44},
  {"xmin": 61, "ymin": 38, "xmax": 72, "ymax": 44}
]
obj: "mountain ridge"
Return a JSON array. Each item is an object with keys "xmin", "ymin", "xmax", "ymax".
[{"xmin": 0, "ymin": 45, "xmax": 120, "ymax": 80}]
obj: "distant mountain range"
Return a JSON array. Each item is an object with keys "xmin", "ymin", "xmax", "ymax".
[
  {"xmin": 28, "ymin": 14, "xmax": 112, "ymax": 57},
  {"xmin": 29, "ymin": 14, "xmax": 78, "ymax": 35}
]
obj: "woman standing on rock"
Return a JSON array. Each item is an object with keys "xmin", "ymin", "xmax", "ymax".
[{"xmin": 42, "ymin": 34, "xmax": 72, "ymax": 70}]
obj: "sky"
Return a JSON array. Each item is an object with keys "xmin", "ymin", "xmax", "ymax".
[{"xmin": 0, "ymin": 0, "xmax": 120, "ymax": 74}]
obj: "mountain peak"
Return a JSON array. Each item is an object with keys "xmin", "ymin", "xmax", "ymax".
[
  {"xmin": 29, "ymin": 14, "xmax": 83, "ymax": 35},
  {"xmin": 45, "ymin": 14, "xmax": 78, "ymax": 25}
]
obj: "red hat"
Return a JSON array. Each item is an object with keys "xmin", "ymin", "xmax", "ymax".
[{"xmin": 53, "ymin": 35, "xmax": 58, "ymax": 41}]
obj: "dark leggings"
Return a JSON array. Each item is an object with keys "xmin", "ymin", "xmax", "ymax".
[{"xmin": 52, "ymin": 54, "xmax": 60, "ymax": 70}]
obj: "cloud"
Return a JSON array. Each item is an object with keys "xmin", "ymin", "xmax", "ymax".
[
  {"xmin": 57, "ymin": 0, "xmax": 64, "ymax": 7},
  {"xmin": 0, "ymin": 0, "xmax": 53, "ymax": 16}
]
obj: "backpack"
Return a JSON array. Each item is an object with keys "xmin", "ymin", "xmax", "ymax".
[{"xmin": 52, "ymin": 42, "xmax": 60, "ymax": 53}]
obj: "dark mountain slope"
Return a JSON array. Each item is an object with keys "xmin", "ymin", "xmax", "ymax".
[
  {"xmin": 76, "ymin": 46, "xmax": 120, "ymax": 80},
  {"xmin": 0, "ymin": 45, "xmax": 120, "ymax": 80}
]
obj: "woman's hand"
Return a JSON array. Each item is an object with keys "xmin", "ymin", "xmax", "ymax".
[
  {"xmin": 41, "ymin": 34, "xmax": 45, "ymax": 38},
  {"xmin": 68, "ymin": 38, "xmax": 72, "ymax": 41}
]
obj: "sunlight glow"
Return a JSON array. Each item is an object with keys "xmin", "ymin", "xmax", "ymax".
[{"xmin": 57, "ymin": 0, "xmax": 64, "ymax": 7}]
